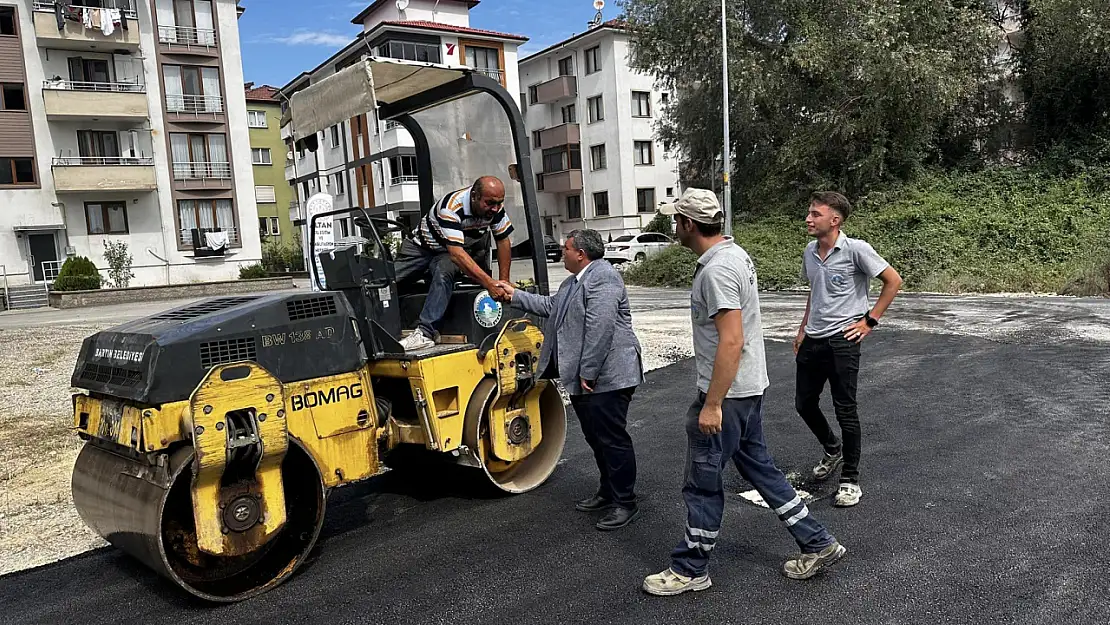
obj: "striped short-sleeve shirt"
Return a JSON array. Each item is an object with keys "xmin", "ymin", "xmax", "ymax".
[{"xmin": 416, "ymin": 187, "xmax": 514, "ymax": 252}]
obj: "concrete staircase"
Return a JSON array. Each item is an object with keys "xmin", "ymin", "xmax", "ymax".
[{"xmin": 5, "ymin": 284, "xmax": 49, "ymax": 310}]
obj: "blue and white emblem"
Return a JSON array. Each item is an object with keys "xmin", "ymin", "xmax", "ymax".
[{"xmin": 474, "ymin": 290, "xmax": 503, "ymax": 328}]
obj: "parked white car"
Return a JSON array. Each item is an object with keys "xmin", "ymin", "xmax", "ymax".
[{"xmin": 604, "ymin": 232, "xmax": 674, "ymax": 263}]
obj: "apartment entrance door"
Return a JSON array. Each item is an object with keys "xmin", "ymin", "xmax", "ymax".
[{"xmin": 28, "ymin": 233, "xmax": 58, "ymax": 283}]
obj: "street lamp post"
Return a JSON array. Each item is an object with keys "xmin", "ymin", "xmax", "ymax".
[{"xmin": 720, "ymin": 0, "xmax": 732, "ymax": 235}]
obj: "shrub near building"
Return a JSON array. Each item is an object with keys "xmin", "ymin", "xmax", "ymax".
[{"xmin": 53, "ymin": 257, "xmax": 102, "ymax": 292}]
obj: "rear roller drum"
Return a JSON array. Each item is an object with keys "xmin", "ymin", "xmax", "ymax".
[
  {"xmin": 463, "ymin": 378, "xmax": 567, "ymax": 494},
  {"xmin": 71, "ymin": 440, "xmax": 326, "ymax": 603}
]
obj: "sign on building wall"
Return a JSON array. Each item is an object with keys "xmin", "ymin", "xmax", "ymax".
[{"xmin": 305, "ymin": 192, "xmax": 334, "ymax": 291}]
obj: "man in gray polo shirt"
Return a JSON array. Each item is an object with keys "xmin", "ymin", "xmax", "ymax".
[
  {"xmin": 794, "ymin": 191, "xmax": 903, "ymax": 508},
  {"xmin": 642, "ymin": 188, "xmax": 846, "ymax": 597}
]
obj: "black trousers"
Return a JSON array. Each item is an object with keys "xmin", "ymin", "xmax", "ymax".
[
  {"xmin": 795, "ymin": 333, "xmax": 862, "ymax": 483},
  {"xmin": 569, "ymin": 386, "xmax": 638, "ymax": 508}
]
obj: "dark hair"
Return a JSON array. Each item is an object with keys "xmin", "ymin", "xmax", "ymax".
[
  {"xmin": 567, "ymin": 229, "xmax": 605, "ymax": 261},
  {"xmin": 678, "ymin": 215, "xmax": 723, "ymax": 237},
  {"xmin": 810, "ymin": 191, "xmax": 852, "ymax": 221}
]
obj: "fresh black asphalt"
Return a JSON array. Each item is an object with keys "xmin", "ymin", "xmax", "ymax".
[{"xmin": 3, "ymin": 329, "xmax": 1108, "ymax": 624}]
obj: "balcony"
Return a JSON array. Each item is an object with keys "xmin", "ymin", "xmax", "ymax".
[
  {"xmin": 158, "ymin": 25, "xmax": 218, "ymax": 55},
  {"xmin": 42, "ymin": 80, "xmax": 148, "ymax": 121},
  {"xmin": 534, "ymin": 75, "xmax": 577, "ymax": 104},
  {"xmin": 172, "ymin": 161, "xmax": 232, "ymax": 189},
  {"xmin": 32, "ymin": 2, "xmax": 140, "ymax": 51},
  {"xmin": 51, "ymin": 156, "xmax": 156, "ymax": 192},
  {"xmin": 165, "ymin": 94, "xmax": 224, "ymax": 122},
  {"xmin": 537, "ymin": 170, "xmax": 583, "ymax": 194},
  {"xmin": 289, "ymin": 201, "xmax": 303, "ymax": 224},
  {"xmin": 539, "ymin": 123, "xmax": 580, "ymax": 149},
  {"xmin": 179, "ymin": 227, "xmax": 241, "ymax": 251},
  {"xmin": 469, "ymin": 67, "xmax": 505, "ymax": 87}
]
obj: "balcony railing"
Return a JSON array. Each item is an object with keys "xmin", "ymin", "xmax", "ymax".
[
  {"xmin": 390, "ymin": 174, "xmax": 419, "ymax": 185},
  {"xmin": 43, "ymin": 79, "xmax": 145, "ymax": 93},
  {"xmin": 158, "ymin": 25, "xmax": 217, "ymax": 48},
  {"xmin": 470, "ymin": 68, "xmax": 504, "ymax": 83},
  {"xmin": 172, "ymin": 162, "xmax": 231, "ymax": 180},
  {"xmin": 53, "ymin": 156, "xmax": 154, "ymax": 166},
  {"xmin": 166, "ymin": 94, "xmax": 224, "ymax": 115},
  {"xmin": 33, "ymin": 0, "xmax": 137, "ymax": 19},
  {"xmin": 179, "ymin": 227, "xmax": 241, "ymax": 247}
]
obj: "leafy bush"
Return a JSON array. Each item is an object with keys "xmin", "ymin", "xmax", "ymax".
[
  {"xmin": 102, "ymin": 240, "xmax": 134, "ymax": 289},
  {"xmin": 239, "ymin": 263, "xmax": 268, "ymax": 279},
  {"xmin": 54, "ymin": 275, "xmax": 103, "ymax": 291},
  {"xmin": 261, "ymin": 234, "xmax": 306, "ymax": 273},
  {"xmin": 643, "ymin": 211, "xmax": 674, "ymax": 238},
  {"xmin": 620, "ymin": 245, "xmax": 699, "ymax": 287},
  {"xmin": 623, "ymin": 166, "xmax": 1110, "ymax": 295}
]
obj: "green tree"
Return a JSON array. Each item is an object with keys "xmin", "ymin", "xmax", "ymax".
[{"xmin": 619, "ymin": 0, "xmax": 1001, "ymax": 212}]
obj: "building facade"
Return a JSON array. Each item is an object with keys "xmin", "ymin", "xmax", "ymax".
[
  {"xmin": 518, "ymin": 20, "xmax": 681, "ymax": 243},
  {"xmin": 244, "ymin": 82, "xmax": 294, "ymax": 247},
  {"xmin": 0, "ymin": 0, "xmax": 261, "ymax": 292},
  {"xmin": 281, "ymin": 0, "xmax": 526, "ymax": 238}
]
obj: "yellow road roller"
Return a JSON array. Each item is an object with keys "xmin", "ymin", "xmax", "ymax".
[{"xmin": 67, "ymin": 58, "xmax": 567, "ymax": 602}]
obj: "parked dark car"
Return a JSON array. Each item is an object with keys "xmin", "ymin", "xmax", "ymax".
[{"xmin": 544, "ymin": 235, "xmax": 562, "ymax": 263}]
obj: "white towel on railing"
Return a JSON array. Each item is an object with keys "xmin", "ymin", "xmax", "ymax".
[
  {"xmin": 205, "ymin": 231, "xmax": 229, "ymax": 250},
  {"xmin": 102, "ymin": 9, "xmax": 119, "ymax": 36}
]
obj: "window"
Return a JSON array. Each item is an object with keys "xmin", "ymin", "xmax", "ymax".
[
  {"xmin": 532, "ymin": 129, "xmax": 543, "ymax": 149},
  {"xmin": 0, "ymin": 157, "xmax": 35, "ymax": 185},
  {"xmin": 163, "ymin": 65, "xmax": 222, "ymax": 113},
  {"xmin": 85, "ymin": 202, "xmax": 129, "ymax": 235},
  {"xmin": 662, "ymin": 92, "xmax": 670, "ymax": 104},
  {"xmin": 632, "ymin": 91, "xmax": 652, "ymax": 117},
  {"xmin": 590, "ymin": 144, "xmax": 606, "ymax": 171},
  {"xmin": 528, "ymin": 85, "xmax": 538, "ymax": 104},
  {"xmin": 634, "ymin": 140, "xmax": 654, "ymax": 165},
  {"xmin": 177, "ymin": 199, "xmax": 237, "ymax": 245},
  {"xmin": 255, "ymin": 185, "xmax": 276, "ymax": 203},
  {"xmin": 637, "ymin": 188, "xmax": 656, "ymax": 213},
  {"xmin": 587, "ymin": 95, "xmax": 603, "ymax": 124},
  {"xmin": 542, "ymin": 145, "xmax": 581, "ymax": 173},
  {"xmin": 561, "ymin": 104, "xmax": 576, "ymax": 124},
  {"xmin": 330, "ymin": 125, "xmax": 340, "ymax": 148},
  {"xmin": 593, "ymin": 191, "xmax": 609, "ymax": 217},
  {"xmin": 170, "ymin": 133, "xmax": 229, "ymax": 178},
  {"xmin": 251, "ymin": 147, "xmax": 272, "ymax": 165},
  {"xmin": 465, "ymin": 45, "xmax": 501, "ymax": 80},
  {"xmin": 377, "ymin": 39, "xmax": 441, "ymax": 63},
  {"xmin": 1, "ymin": 84, "xmax": 26, "ymax": 111},
  {"xmin": 388, "ymin": 155, "xmax": 418, "ymax": 184},
  {"xmin": 666, "ymin": 187, "xmax": 674, "ymax": 197},
  {"xmin": 558, "ymin": 56, "xmax": 574, "ymax": 76},
  {"xmin": 258, "ymin": 217, "xmax": 280, "ymax": 237},
  {"xmin": 567, "ymin": 195, "xmax": 582, "ymax": 220},
  {"xmin": 247, "ymin": 110, "xmax": 267, "ymax": 128},
  {"xmin": 333, "ymin": 173, "xmax": 345, "ymax": 195},
  {"xmin": 78, "ymin": 130, "xmax": 121, "ymax": 160},
  {"xmin": 584, "ymin": 46, "xmax": 600, "ymax": 74},
  {"xmin": 0, "ymin": 6, "xmax": 15, "ymax": 36}
]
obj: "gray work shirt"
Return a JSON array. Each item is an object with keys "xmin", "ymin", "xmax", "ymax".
[
  {"xmin": 690, "ymin": 238, "xmax": 769, "ymax": 399},
  {"xmin": 801, "ymin": 232, "xmax": 890, "ymax": 338}
]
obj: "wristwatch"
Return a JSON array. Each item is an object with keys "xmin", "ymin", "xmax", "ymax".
[{"xmin": 864, "ymin": 311, "xmax": 879, "ymax": 328}]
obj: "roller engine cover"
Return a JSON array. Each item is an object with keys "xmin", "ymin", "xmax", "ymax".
[{"xmin": 71, "ymin": 293, "xmax": 366, "ymax": 405}]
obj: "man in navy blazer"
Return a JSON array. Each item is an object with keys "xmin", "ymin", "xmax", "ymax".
[{"xmin": 495, "ymin": 229, "xmax": 645, "ymax": 530}]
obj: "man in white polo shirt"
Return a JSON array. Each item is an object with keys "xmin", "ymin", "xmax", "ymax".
[
  {"xmin": 642, "ymin": 188, "xmax": 846, "ymax": 597},
  {"xmin": 794, "ymin": 191, "xmax": 903, "ymax": 508}
]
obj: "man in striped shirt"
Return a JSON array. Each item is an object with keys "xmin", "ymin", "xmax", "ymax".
[{"xmin": 395, "ymin": 176, "xmax": 515, "ymax": 351}]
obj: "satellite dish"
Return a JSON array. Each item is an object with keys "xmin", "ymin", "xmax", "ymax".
[
  {"xmin": 396, "ymin": 0, "xmax": 410, "ymax": 11},
  {"xmin": 593, "ymin": 0, "xmax": 605, "ymax": 9}
]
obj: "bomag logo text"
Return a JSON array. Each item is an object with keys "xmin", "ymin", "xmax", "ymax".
[{"xmin": 290, "ymin": 383, "xmax": 363, "ymax": 412}]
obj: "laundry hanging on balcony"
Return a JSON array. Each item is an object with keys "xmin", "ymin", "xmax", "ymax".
[{"xmin": 51, "ymin": 2, "xmax": 128, "ymax": 33}]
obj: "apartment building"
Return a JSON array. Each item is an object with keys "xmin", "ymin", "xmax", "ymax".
[
  {"xmin": 518, "ymin": 19, "xmax": 681, "ymax": 244},
  {"xmin": 0, "ymin": 0, "xmax": 261, "ymax": 296},
  {"xmin": 281, "ymin": 0, "xmax": 527, "ymax": 237},
  {"xmin": 245, "ymin": 82, "xmax": 294, "ymax": 246}
]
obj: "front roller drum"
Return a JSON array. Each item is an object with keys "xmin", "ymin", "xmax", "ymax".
[
  {"xmin": 463, "ymin": 378, "xmax": 568, "ymax": 493},
  {"xmin": 71, "ymin": 441, "xmax": 326, "ymax": 603}
]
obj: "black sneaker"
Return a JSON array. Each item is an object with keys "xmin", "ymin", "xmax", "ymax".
[{"xmin": 575, "ymin": 494, "xmax": 612, "ymax": 512}]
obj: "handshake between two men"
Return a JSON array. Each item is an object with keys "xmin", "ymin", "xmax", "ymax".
[{"xmin": 489, "ymin": 280, "xmax": 516, "ymax": 303}]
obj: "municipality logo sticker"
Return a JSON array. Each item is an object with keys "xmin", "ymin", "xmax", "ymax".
[{"xmin": 474, "ymin": 291, "xmax": 503, "ymax": 328}]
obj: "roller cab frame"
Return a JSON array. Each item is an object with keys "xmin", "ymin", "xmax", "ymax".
[{"xmin": 66, "ymin": 58, "xmax": 567, "ymax": 604}]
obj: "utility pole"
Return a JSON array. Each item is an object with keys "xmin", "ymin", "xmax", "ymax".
[{"xmin": 720, "ymin": 0, "xmax": 732, "ymax": 235}]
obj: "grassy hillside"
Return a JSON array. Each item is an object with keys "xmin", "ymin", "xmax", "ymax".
[{"xmin": 623, "ymin": 167, "xmax": 1110, "ymax": 296}]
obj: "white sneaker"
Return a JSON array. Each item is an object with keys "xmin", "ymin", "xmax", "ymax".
[
  {"xmin": 642, "ymin": 568, "xmax": 712, "ymax": 596},
  {"xmin": 834, "ymin": 483, "xmax": 862, "ymax": 507},
  {"xmin": 399, "ymin": 328, "xmax": 435, "ymax": 351}
]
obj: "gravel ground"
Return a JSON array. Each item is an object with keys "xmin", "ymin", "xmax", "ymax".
[{"xmin": 0, "ymin": 324, "xmax": 112, "ymax": 576}]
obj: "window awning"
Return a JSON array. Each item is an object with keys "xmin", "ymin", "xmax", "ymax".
[{"xmin": 13, "ymin": 224, "xmax": 66, "ymax": 231}]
